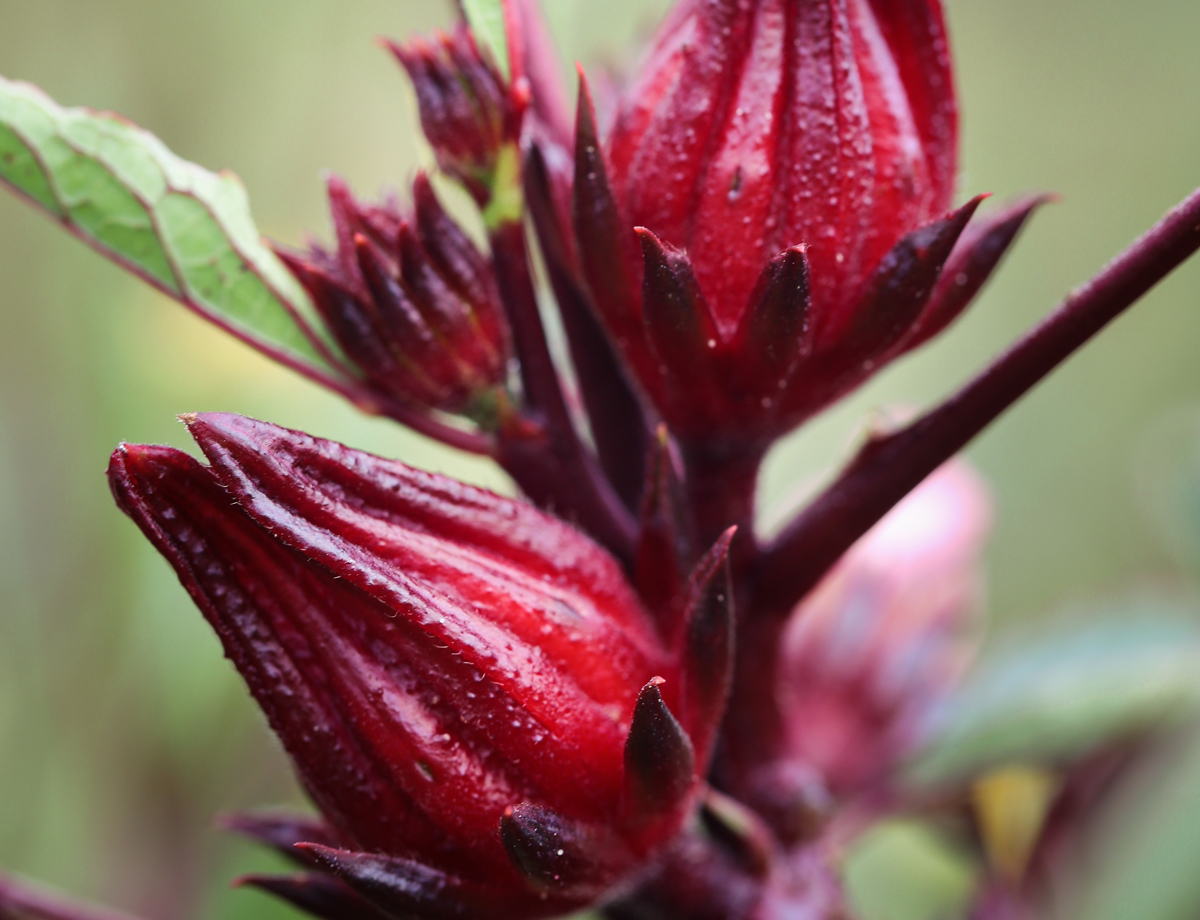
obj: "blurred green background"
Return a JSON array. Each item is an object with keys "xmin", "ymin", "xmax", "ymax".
[{"xmin": 0, "ymin": 2, "xmax": 1197, "ymax": 919}]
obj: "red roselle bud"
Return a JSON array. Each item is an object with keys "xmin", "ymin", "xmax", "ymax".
[
  {"xmin": 389, "ymin": 26, "xmax": 527, "ymax": 214},
  {"xmin": 779, "ymin": 461, "xmax": 990, "ymax": 796},
  {"xmin": 107, "ymin": 414, "xmax": 734, "ymax": 917},
  {"xmin": 278, "ymin": 174, "xmax": 513, "ymax": 427},
  {"xmin": 570, "ymin": 0, "xmax": 1044, "ymax": 447}
]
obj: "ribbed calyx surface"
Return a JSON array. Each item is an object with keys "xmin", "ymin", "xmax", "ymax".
[
  {"xmin": 108, "ymin": 413, "xmax": 734, "ymax": 918},
  {"xmin": 564, "ymin": 0, "xmax": 1041, "ymax": 446},
  {"xmin": 608, "ymin": 0, "xmax": 958, "ymax": 339}
]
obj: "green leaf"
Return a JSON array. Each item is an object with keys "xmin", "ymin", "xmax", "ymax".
[
  {"xmin": 0, "ymin": 75, "xmax": 347, "ymax": 380},
  {"xmin": 1136, "ymin": 406, "xmax": 1200, "ymax": 576},
  {"xmin": 1068, "ymin": 726, "xmax": 1200, "ymax": 920},
  {"xmin": 461, "ymin": 0, "xmax": 511, "ymax": 82},
  {"xmin": 845, "ymin": 821, "xmax": 978, "ymax": 920},
  {"xmin": 907, "ymin": 610, "xmax": 1200, "ymax": 786}
]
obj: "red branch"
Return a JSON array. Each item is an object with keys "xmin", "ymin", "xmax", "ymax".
[
  {"xmin": 756, "ymin": 185, "xmax": 1200, "ymax": 614},
  {"xmin": 0, "ymin": 873, "xmax": 146, "ymax": 920}
]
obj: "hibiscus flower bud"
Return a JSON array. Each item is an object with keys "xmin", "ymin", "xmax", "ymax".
[
  {"xmin": 107, "ymin": 413, "xmax": 734, "ymax": 918},
  {"xmin": 278, "ymin": 173, "xmax": 512, "ymax": 427},
  {"xmin": 389, "ymin": 25, "xmax": 526, "ymax": 216},
  {"xmin": 570, "ymin": 0, "xmax": 1043, "ymax": 446},
  {"xmin": 779, "ymin": 461, "xmax": 991, "ymax": 796}
]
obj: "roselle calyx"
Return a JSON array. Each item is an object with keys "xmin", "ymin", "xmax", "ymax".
[
  {"xmin": 279, "ymin": 174, "xmax": 513, "ymax": 428},
  {"xmin": 567, "ymin": 0, "xmax": 1043, "ymax": 447},
  {"xmin": 108, "ymin": 413, "xmax": 735, "ymax": 917}
]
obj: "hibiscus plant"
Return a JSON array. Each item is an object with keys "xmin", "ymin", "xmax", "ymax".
[{"xmin": 0, "ymin": 1, "xmax": 1199, "ymax": 919}]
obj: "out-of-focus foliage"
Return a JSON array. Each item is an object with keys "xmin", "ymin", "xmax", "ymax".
[
  {"xmin": 1137, "ymin": 407, "xmax": 1200, "ymax": 577},
  {"xmin": 1068, "ymin": 725, "xmax": 1200, "ymax": 920},
  {"xmin": 909, "ymin": 611, "xmax": 1200, "ymax": 786},
  {"xmin": 845, "ymin": 822, "xmax": 977, "ymax": 920},
  {"xmin": 0, "ymin": 2, "xmax": 1197, "ymax": 920},
  {"xmin": 461, "ymin": 0, "xmax": 510, "ymax": 81}
]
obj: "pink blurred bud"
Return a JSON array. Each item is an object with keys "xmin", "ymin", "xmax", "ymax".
[{"xmin": 780, "ymin": 460, "xmax": 992, "ymax": 795}]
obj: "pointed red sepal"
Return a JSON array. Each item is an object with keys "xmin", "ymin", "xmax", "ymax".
[
  {"xmin": 634, "ymin": 425, "xmax": 686, "ymax": 625},
  {"xmin": 502, "ymin": 0, "xmax": 572, "ymax": 148},
  {"xmin": 524, "ymin": 141, "xmax": 578, "ymax": 275},
  {"xmin": 767, "ymin": 197, "xmax": 985, "ymax": 428},
  {"xmin": 350, "ymin": 233, "xmax": 441, "ymax": 381},
  {"xmin": 107, "ymin": 442, "xmax": 453, "ymax": 862},
  {"xmin": 411, "ymin": 173, "xmax": 507, "ymax": 348},
  {"xmin": 499, "ymin": 804, "xmax": 631, "ymax": 899},
  {"xmin": 218, "ymin": 812, "xmax": 340, "ymax": 868},
  {"xmin": 637, "ymin": 228, "xmax": 723, "ymax": 387},
  {"xmin": 571, "ymin": 70, "xmax": 648, "ymax": 369},
  {"xmin": 397, "ymin": 222, "xmax": 501, "ymax": 389},
  {"xmin": 234, "ymin": 874, "xmax": 390, "ymax": 920},
  {"xmin": 525, "ymin": 139, "xmax": 651, "ymax": 511},
  {"xmin": 622, "ymin": 678, "xmax": 697, "ymax": 828},
  {"xmin": 904, "ymin": 194, "xmax": 1053, "ymax": 351},
  {"xmin": 678, "ymin": 529, "xmax": 736, "ymax": 767},
  {"xmin": 397, "ymin": 223, "xmax": 470, "ymax": 333},
  {"xmin": 731, "ymin": 246, "xmax": 813, "ymax": 390},
  {"xmin": 827, "ymin": 196, "xmax": 985, "ymax": 357},
  {"xmin": 296, "ymin": 845, "xmax": 548, "ymax": 920},
  {"xmin": 350, "ymin": 230, "xmax": 416, "ymax": 322},
  {"xmin": 323, "ymin": 174, "xmax": 368, "ymax": 289}
]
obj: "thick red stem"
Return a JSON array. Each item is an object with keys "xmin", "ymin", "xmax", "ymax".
[
  {"xmin": 755, "ymin": 185, "xmax": 1200, "ymax": 615},
  {"xmin": 680, "ymin": 442, "xmax": 765, "ymax": 571}
]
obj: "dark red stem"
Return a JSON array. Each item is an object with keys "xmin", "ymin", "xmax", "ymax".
[
  {"xmin": 681, "ymin": 441, "xmax": 765, "ymax": 570},
  {"xmin": 372, "ymin": 396, "xmax": 496, "ymax": 455},
  {"xmin": 489, "ymin": 221, "xmax": 574, "ymax": 430},
  {"xmin": 488, "ymin": 221, "xmax": 637, "ymax": 561},
  {"xmin": 755, "ymin": 185, "xmax": 1200, "ymax": 615},
  {"xmin": 0, "ymin": 873, "xmax": 146, "ymax": 920}
]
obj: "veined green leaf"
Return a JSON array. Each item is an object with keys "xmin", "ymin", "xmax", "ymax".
[
  {"xmin": 908, "ymin": 612, "xmax": 1200, "ymax": 786},
  {"xmin": 0, "ymin": 75, "xmax": 347, "ymax": 379},
  {"xmin": 461, "ymin": 0, "xmax": 511, "ymax": 82}
]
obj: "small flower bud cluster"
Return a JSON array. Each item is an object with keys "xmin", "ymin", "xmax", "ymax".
[
  {"xmin": 389, "ymin": 26, "xmax": 526, "ymax": 212},
  {"xmin": 279, "ymin": 174, "xmax": 512, "ymax": 426}
]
